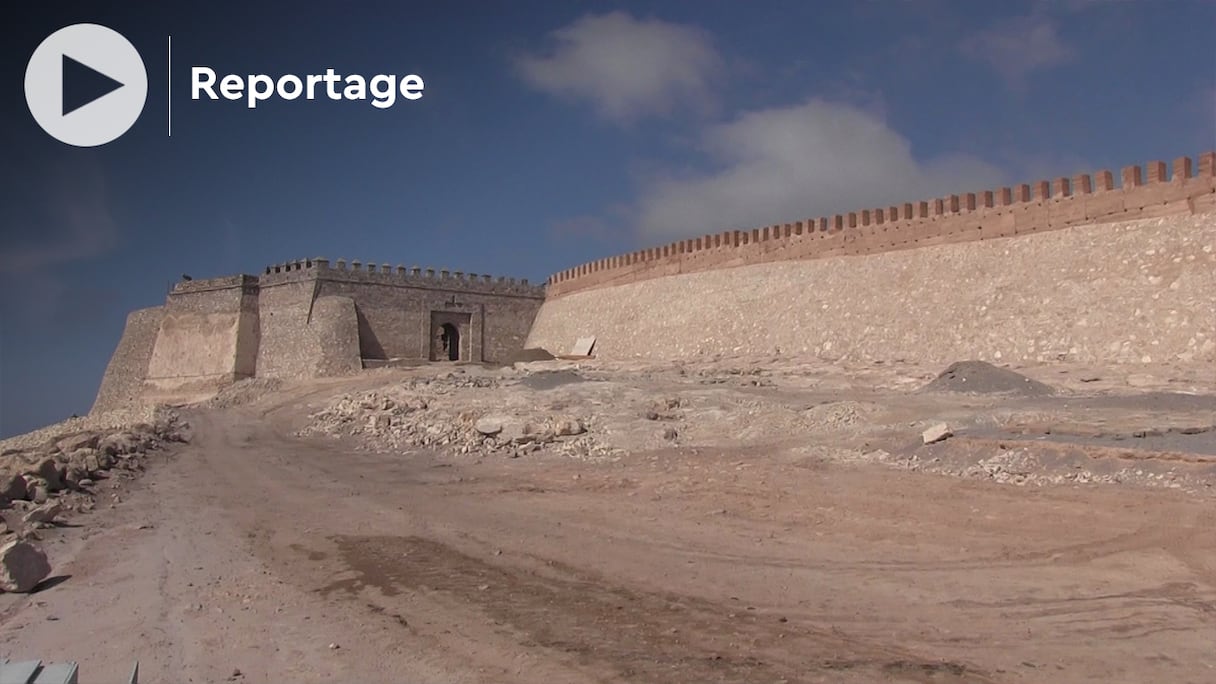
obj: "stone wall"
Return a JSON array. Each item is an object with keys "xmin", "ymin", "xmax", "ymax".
[
  {"xmin": 253, "ymin": 285, "xmax": 362, "ymax": 378},
  {"xmin": 546, "ymin": 153, "xmax": 1216, "ymax": 297},
  {"xmin": 254, "ymin": 277, "xmax": 316, "ymax": 379},
  {"xmin": 526, "ymin": 212, "xmax": 1216, "ymax": 366},
  {"xmin": 258, "ymin": 260, "xmax": 545, "ymax": 365},
  {"xmin": 144, "ymin": 276, "xmax": 260, "ymax": 402},
  {"xmin": 91, "ymin": 306, "xmax": 165, "ymax": 413},
  {"xmin": 90, "ymin": 258, "xmax": 546, "ymax": 414},
  {"xmin": 310, "ymin": 296, "xmax": 362, "ymax": 376}
]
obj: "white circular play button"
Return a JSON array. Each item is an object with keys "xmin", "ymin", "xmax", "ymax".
[{"xmin": 25, "ymin": 23, "xmax": 148, "ymax": 147}]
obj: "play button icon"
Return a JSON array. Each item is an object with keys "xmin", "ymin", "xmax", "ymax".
[
  {"xmin": 25, "ymin": 24, "xmax": 147, "ymax": 147},
  {"xmin": 62, "ymin": 54, "xmax": 126, "ymax": 116}
]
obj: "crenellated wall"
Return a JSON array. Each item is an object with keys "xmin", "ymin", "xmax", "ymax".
[
  {"xmin": 142, "ymin": 275, "xmax": 261, "ymax": 403},
  {"xmin": 526, "ymin": 211, "xmax": 1216, "ymax": 365},
  {"xmin": 93, "ymin": 259, "xmax": 546, "ymax": 410},
  {"xmin": 255, "ymin": 258, "xmax": 545, "ymax": 371},
  {"xmin": 261, "ymin": 258, "xmax": 543, "ymax": 296},
  {"xmin": 527, "ymin": 152, "xmax": 1216, "ymax": 365},
  {"xmin": 544, "ymin": 153, "xmax": 1216, "ymax": 297}
]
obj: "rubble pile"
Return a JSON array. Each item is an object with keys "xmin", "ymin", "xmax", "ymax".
[
  {"xmin": 0, "ymin": 408, "xmax": 191, "ymax": 592},
  {"xmin": 802, "ymin": 401, "xmax": 882, "ymax": 431},
  {"xmin": 0, "ymin": 410, "xmax": 190, "ymax": 510},
  {"xmin": 298, "ymin": 376, "xmax": 620, "ymax": 460},
  {"xmin": 865, "ymin": 446, "xmax": 1210, "ymax": 493}
]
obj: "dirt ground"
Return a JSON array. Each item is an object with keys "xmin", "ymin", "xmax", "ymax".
[{"xmin": 1, "ymin": 356, "xmax": 1214, "ymax": 683}]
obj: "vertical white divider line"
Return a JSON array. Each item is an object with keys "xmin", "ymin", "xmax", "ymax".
[{"xmin": 168, "ymin": 35, "xmax": 172, "ymax": 137}]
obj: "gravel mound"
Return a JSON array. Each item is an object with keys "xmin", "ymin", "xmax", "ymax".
[
  {"xmin": 922, "ymin": 361, "xmax": 1054, "ymax": 397},
  {"xmin": 802, "ymin": 401, "xmax": 882, "ymax": 430}
]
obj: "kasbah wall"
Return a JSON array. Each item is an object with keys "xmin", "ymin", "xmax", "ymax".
[
  {"xmin": 93, "ymin": 152, "xmax": 1215, "ymax": 415},
  {"xmin": 526, "ymin": 153, "xmax": 1216, "ymax": 366},
  {"xmin": 92, "ymin": 262, "xmax": 545, "ymax": 412}
]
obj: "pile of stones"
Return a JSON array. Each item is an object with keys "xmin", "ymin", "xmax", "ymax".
[
  {"xmin": 0, "ymin": 411, "xmax": 189, "ymax": 508},
  {"xmin": 299, "ymin": 383, "xmax": 614, "ymax": 459},
  {"xmin": 0, "ymin": 408, "xmax": 189, "ymax": 592},
  {"xmin": 401, "ymin": 373, "xmax": 500, "ymax": 393}
]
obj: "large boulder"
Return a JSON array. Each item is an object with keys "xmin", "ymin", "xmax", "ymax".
[
  {"xmin": 0, "ymin": 540, "xmax": 51, "ymax": 592},
  {"xmin": 22, "ymin": 502, "xmax": 61, "ymax": 525},
  {"xmin": 54, "ymin": 432, "xmax": 98, "ymax": 453},
  {"xmin": 82, "ymin": 452, "xmax": 103, "ymax": 475},
  {"xmin": 24, "ymin": 458, "xmax": 64, "ymax": 492},
  {"xmin": 21, "ymin": 476, "xmax": 49, "ymax": 504},
  {"xmin": 474, "ymin": 416, "xmax": 505, "ymax": 435},
  {"xmin": 0, "ymin": 474, "xmax": 27, "ymax": 502},
  {"xmin": 63, "ymin": 464, "xmax": 89, "ymax": 488},
  {"xmin": 98, "ymin": 432, "xmax": 141, "ymax": 457},
  {"xmin": 922, "ymin": 423, "xmax": 954, "ymax": 445},
  {"xmin": 551, "ymin": 417, "xmax": 585, "ymax": 437}
]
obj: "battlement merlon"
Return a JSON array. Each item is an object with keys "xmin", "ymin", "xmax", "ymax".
[{"xmin": 258, "ymin": 258, "xmax": 546, "ymax": 298}]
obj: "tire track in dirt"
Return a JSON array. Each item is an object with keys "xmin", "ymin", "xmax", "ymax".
[{"xmin": 317, "ymin": 534, "xmax": 995, "ymax": 684}]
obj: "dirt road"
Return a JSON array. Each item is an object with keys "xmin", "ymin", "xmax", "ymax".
[{"xmin": 1, "ymin": 367, "xmax": 1214, "ymax": 683}]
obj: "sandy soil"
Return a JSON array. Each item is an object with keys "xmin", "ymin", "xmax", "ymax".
[{"xmin": 1, "ymin": 358, "xmax": 1214, "ymax": 683}]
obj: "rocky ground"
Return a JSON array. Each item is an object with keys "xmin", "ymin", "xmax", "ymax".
[
  {"xmin": 0, "ymin": 355, "xmax": 1213, "ymax": 683},
  {"xmin": 292, "ymin": 357, "xmax": 1216, "ymax": 497},
  {"xmin": 0, "ymin": 407, "xmax": 190, "ymax": 592}
]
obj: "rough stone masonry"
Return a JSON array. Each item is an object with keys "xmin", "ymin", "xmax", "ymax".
[
  {"xmin": 528, "ymin": 152, "xmax": 1216, "ymax": 365},
  {"xmin": 93, "ymin": 152, "xmax": 1216, "ymax": 413},
  {"xmin": 93, "ymin": 262, "xmax": 546, "ymax": 412}
]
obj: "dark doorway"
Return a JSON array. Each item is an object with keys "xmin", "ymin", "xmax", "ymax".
[
  {"xmin": 430, "ymin": 310, "xmax": 472, "ymax": 362},
  {"xmin": 440, "ymin": 323, "xmax": 460, "ymax": 361}
]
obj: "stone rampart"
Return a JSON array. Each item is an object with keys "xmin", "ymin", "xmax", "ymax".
[
  {"xmin": 143, "ymin": 275, "xmax": 260, "ymax": 402},
  {"xmin": 256, "ymin": 259, "xmax": 545, "ymax": 367},
  {"xmin": 545, "ymin": 153, "xmax": 1216, "ymax": 298},
  {"xmin": 527, "ymin": 206, "xmax": 1216, "ymax": 366},
  {"xmin": 91, "ymin": 306, "xmax": 165, "ymax": 413}
]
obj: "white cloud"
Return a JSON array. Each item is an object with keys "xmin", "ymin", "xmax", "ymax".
[
  {"xmin": 634, "ymin": 99, "xmax": 1007, "ymax": 242},
  {"xmin": 960, "ymin": 16, "xmax": 1075, "ymax": 90},
  {"xmin": 513, "ymin": 12, "xmax": 722, "ymax": 124}
]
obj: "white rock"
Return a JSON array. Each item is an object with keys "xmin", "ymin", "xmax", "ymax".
[
  {"xmin": 474, "ymin": 417, "xmax": 504, "ymax": 435},
  {"xmin": 551, "ymin": 417, "xmax": 585, "ymax": 437},
  {"xmin": 922, "ymin": 423, "xmax": 953, "ymax": 445},
  {"xmin": 0, "ymin": 540, "xmax": 51, "ymax": 592},
  {"xmin": 22, "ymin": 502, "xmax": 61, "ymax": 525}
]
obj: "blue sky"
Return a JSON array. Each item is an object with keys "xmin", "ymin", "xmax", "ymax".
[{"xmin": 1, "ymin": 0, "xmax": 1213, "ymax": 437}]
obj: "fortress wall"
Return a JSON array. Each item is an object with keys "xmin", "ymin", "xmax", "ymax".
[
  {"xmin": 526, "ymin": 211, "xmax": 1216, "ymax": 366},
  {"xmin": 144, "ymin": 276, "xmax": 259, "ymax": 400},
  {"xmin": 310, "ymin": 296, "xmax": 362, "ymax": 376},
  {"xmin": 254, "ymin": 281, "xmax": 365, "ymax": 378},
  {"xmin": 482, "ymin": 300, "xmax": 542, "ymax": 362},
  {"xmin": 544, "ymin": 154, "xmax": 1216, "ymax": 297},
  {"xmin": 259, "ymin": 260, "xmax": 545, "ymax": 363},
  {"xmin": 91, "ymin": 306, "xmax": 165, "ymax": 414},
  {"xmin": 255, "ymin": 277, "xmax": 319, "ymax": 378},
  {"xmin": 314, "ymin": 278, "xmax": 426, "ymax": 360}
]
